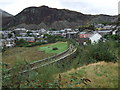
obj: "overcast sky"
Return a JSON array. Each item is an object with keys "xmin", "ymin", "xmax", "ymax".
[{"xmin": 0, "ymin": 0, "xmax": 119, "ymax": 15}]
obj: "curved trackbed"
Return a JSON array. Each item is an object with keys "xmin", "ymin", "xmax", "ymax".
[{"xmin": 8, "ymin": 44, "xmax": 77, "ymax": 75}]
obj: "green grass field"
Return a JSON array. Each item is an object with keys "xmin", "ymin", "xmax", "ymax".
[{"xmin": 38, "ymin": 42, "xmax": 68, "ymax": 54}]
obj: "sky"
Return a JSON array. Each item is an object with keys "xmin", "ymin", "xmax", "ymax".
[{"xmin": 0, "ymin": 0, "xmax": 120, "ymax": 15}]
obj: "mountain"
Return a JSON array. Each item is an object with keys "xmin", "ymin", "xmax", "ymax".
[
  {"xmin": 2, "ymin": 6, "xmax": 117, "ymax": 30},
  {"xmin": 0, "ymin": 9, "xmax": 13, "ymax": 17},
  {"xmin": 0, "ymin": 9, "xmax": 14, "ymax": 29}
]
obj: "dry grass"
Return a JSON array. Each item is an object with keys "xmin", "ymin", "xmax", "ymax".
[
  {"xmin": 56, "ymin": 61, "xmax": 118, "ymax": 88},
  {"xmin": 2, "ymin": 46, "xmax": 54, "ymax": 68},
  {"xmin": 2, "ymin": 42, "xmax": 68, "ymax": 68}
]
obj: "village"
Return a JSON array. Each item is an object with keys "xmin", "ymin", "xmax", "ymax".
[{"xmin": 0, "ymin": 24, "xmax": 120, "ymax": 49}]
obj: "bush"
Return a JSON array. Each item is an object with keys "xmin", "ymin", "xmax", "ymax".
[
  {"xmin": 16, "ymin": 39, "xmax": 28, "ymax": 47},
  {"xmin": 44, "ymin": 34, "xmax": 66, "ymax": 43},
  {"xmin": 52, "ymin": 47, "xmax": 58, "ymax": 50},
  {"xmin": 16, "ymin": 39, "xmax": 47, "ymax": 47},
  {"xmin": 79, "ymin": 40, "xmax": 117, "ymax": 63},
  {"xmin": 25, "ymin": 42, "xmax": 47, "ymax": 47}
]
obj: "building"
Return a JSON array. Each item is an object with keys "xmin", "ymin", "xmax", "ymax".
[
  {"xmin": 78, "ymin": 32, "xmax": 91, "ymax": 45},
  {"xmin": 98, "ymin": 30, "xmax": 112, "ymax": 36},
  {"xmin": 66, "ymin": 32, "xmax": 78, "ymax": 39},
  {"xmin": 78, "ymin": 32, "xmax": 102, "ymax": 45},
  {"xmin": 103, "ymin": 25, "xmax": 112, "ymax": 30},
  {"xmin": 14, "ymin": 28, "xmax": 27, "ymax": 35},
  {"xmin": 89, "ymin": 33, "xmax": 102, "ymax": 43},
  {"xmin": 1, "ymin": 38, "xmax": 16, "ymax": 48}
]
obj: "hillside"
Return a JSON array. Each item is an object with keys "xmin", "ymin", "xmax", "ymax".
[
  {"xmin": 2, "ymin": 40, "xmax": 119, "ymax": 88},
  {"xmin": 2, "ymin": 5, "xmax": 117, "ymax": 29},
  {"xmin": 0, "ymin": 9, "xmax": 13, "ymax": 17},
  {"xmin": 55, "ymin": 61, "xmax": 118, "ymax": 88},
  {"xmin": 0, "ymin": 9, "xmax": 13, "ymax": 29}
]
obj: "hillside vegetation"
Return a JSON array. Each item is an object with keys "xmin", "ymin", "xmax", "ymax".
[
  {"xmin": 2, "ymin": 40, "xmax": 119, "ymax": 88},
  {"xmin": 55, "ymin": 61, "xmax": 118, "ymax": 88}
]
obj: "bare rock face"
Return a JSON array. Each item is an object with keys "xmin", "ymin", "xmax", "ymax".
[{"xmin": 2, "ymin": 5, "xmax": 117, "ymax": 29}]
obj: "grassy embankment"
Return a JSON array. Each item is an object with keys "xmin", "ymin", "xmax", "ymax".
[
  {"xmin": 16, "ymin": 61, "xmax": 118, "ymax": 88},
  {"xmin": 55, "ymin": 61, "xmax": 118, "ymax": 88}
]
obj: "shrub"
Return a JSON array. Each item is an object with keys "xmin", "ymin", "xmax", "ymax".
[
  {"xmin": 79, "ymin": 40, "xmax": 117, "ymax": 63},
  {"xmin": 16, "ymin": 39, "xmax": 28, "ymax": 47},
  {"xmin": 25, "ymin": 42, "xmax": 47, "ymax": 47},
  {"xmin": 44, "ymin": 34, "xmax": 66, "ymax": 43},
  {"xmin": 52, "ymin": 48, "xmax": 58, "ymax": 50}
]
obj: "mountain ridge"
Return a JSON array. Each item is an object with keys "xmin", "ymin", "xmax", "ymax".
[
  {"xmin": 2, "ymin": 5, "xmax": 118, "ymax": 29},
  {"xmin": 0, "ymin": 9, "xmax": 13, "ymax": 17}
]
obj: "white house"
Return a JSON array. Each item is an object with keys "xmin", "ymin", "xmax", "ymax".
[
  {"xmin": 89, "ymin": 33, "xmax": 102, "ymax": 43},
  {"xmin": 112, "ymin": 30, "xmax": 119, "ymax": 35}
]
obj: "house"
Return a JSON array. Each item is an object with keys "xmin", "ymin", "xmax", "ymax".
[
  {"xmin": 89, "ymin": 33, "xmax": 102, "ymax": 43},
  {"xmin": 40, "ymin": 28, "xmax": 47, "ymax": 34},
  {"xmin": 19, "ymin": 33, "xmax": 27, "ymax": 36},
  {"xmin": 78, "ymin": 32, "xmax": 91, "ymax": 45},
  {"xmin": 78, "ymin": 38, "xmax": 90, "ymax": 45},
  {"xmin": 64, "ymin": 28, "xmax": 72, "ymax": 32},
  {"xmin": 14, "ymin": 28, "xmax": 27, "ymax": 35},
  {"xmin": 1, "ymin": 38, "xmax": 16, "ymax": 48},
  {"xmin": 1, "ymin": 31, "xmax": 15, "ymax": 39},
  {"xmin": 112, "ymin": 25, "xmax": 117, "ymax": 29},
  {"xmin": 66, "ymin": 32, "xmax": 78, "ymax": 39},
  {"xmin": 98, "ymin": 30, "xmax": 112, "ymax": 36},
  {"xmin": 48, "ymin": 31, "xmax": 61, "ymax": 36},
  {"xmin": 95, "ymin": 24, "xmax": 104, "ymax": 28},
  {"xmin": 112, "ymin": 30, "xmax": 118, "ymax": 35},
  {"xmin": 29, "ymin": 33, "xmax": 40, "ymax": 36},
  {"xmin": 103, "ymin": 25, "xmax": 112, "ymax": 30},
  {"xmin": 78, "ymin": 31, "xmax": 102, "ymax": 45}
]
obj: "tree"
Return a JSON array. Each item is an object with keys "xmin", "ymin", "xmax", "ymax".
[
  {"xmin": 8, "ymin": 33, "xmax": 13, "ymax": 38},
  {"xmin": 26, "ymin": 31, "xmax": 32, "ymax": 36},
  {"xmin": 44, "ymin": 34, "xmax": 64, "ymax": 43},
  {"xmin": 103, "ymin": 34, "xmax": 120, "ymax": 41},
  {"xmin": 16, "ymin": 39, "xmax": 28, "ymax": 46}
]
